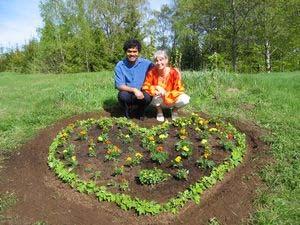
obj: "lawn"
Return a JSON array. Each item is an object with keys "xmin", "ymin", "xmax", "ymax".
[{"xmin": 0, "ymin": 70, "xmax": 299, "ymax": 224}]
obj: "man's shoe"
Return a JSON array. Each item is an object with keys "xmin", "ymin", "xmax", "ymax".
[{"xmin": 124, "ymin": 105, "xmax": 131, "ymax": 118}]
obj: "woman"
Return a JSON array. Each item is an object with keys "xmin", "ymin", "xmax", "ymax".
[{"xmin": 142, "ymin": 50, "xmax": 190, "ymax": 122}]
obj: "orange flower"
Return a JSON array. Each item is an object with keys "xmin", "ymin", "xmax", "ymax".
[
  {"xmin": 104, "ymin": 140, "xmax": 112, "ymax": 145},
  {"xmin": 156, "ymin": 146, "xmax": 164, "ymax": 152},
  {"xmin": 227, "ymin": 133, "xmax": 234, "ymax": 140}
]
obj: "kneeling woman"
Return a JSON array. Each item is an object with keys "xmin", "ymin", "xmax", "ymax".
[{"xmin": 142, "ymin": 50, "xmax": 190, "ymax": 122}]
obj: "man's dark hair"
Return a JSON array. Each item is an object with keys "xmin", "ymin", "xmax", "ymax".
[{"xmin": 123, "ymin": 39, "xmax": 142, "ymax": 52}]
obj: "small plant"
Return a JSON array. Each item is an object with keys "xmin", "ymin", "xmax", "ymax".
[
  {"xmin": 125, "ymin": 152, "xmax": 143, "ymax": 167},
  {"xmin": 196, "ymin": 158, "xmax": 216, "ymax": 170},
  {"xmin": 91, "ymin": 171, "xmax": 101, "ymax": 181},
  {"xmin": 118, "ymin": 131, "xmax": 133, "ymax": 144},
  {"xmin": 175, "ymin": 168, "xmax": 189, "ymax": 180},
  {"xmin": 105, "ymin": 144, "xmax": 121, "ymax": 161},
  {"xmin": 175, "ymin": 140, "xmax": 193, "ymax": 158},
  {"xmin": 113, "ymin": 166, "xmax": 124, "ymax": 176},
  {"xmin": 138, "ymin": 168, "xmax": 170, "ymax": 185},
  {"xmin": 78, "ymin": 129, "xmax": 88, "ymax": 140},
  {"xmin": 220, "ymin": 132, "xmax": 236, "ymax": 151},
  {"xmin": 97, "ymin": 133, "xmax": 108, "ymax": 142},
  {"xmin": 157, "ymin": 133, "xmax": 168, "ymax": 143},
  {"xmin": 62, "ymin": 144, "xmax": 75, "ymax": 159},
  {"xmin": 150, "ymin": 146, "xmax": 169, "ymax": 164},
  {"xmin": 88, "ymin": 139, "xmax": 96, "ymax": 157},
  {"xmin": 119, "ymin": 179, "xmax": 130, "ymax": 191},
  {"xmin": 178, "ymin": 128, "xmax": 188, "ymax": 139}
]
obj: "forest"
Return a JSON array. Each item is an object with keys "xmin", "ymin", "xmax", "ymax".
[{"xmin": 0, "ymin": 0, "xmax": 299, "ymax": 74}]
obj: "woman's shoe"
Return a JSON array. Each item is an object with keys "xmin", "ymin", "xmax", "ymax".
[
  {"xmin": 156, "ymin": 113, "xmax": 165, "ymax": 122},
  {"xmin": 171, "ymin": 112, "xmax": 179, "ymax": 121}
]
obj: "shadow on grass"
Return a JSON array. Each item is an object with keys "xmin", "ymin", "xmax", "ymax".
[{"xmin": 103, "ymin": 97, "xmax": 158, "ymax": 119}]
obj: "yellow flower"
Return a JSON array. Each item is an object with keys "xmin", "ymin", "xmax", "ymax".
[
  {"xmin": 182, "ymin": 146, "xmax": 190, "ymax": 152},
  {"xmin": 148, "ymin": 136, "xmax": 155, "ymax": 141},
  {"xmin": 61, "ymin": 132, "xmax": 68, "ymax": 138},
  {"xmin": 198, "ymin": 119, "xmax": 204, "ymax": 125},
  {"xmin": 125, "ymin": 134, "xmax": 130, "ymax": 138},
  {"xmin": 209, "ymin": 128, "xmax": 218, "ymax": 132},
  {"xmin": 71, "ymin": 156, "xmax": 77, "ymax": 161},
  {"xmin": 126, "ymin": 157, "xmax": 132, "ymax": 162},
  {"xmin": 113, "ymin": 146, "xmax": 120, "ymax": 152},
  {"xmin": 179, "ymin": 128, "xmax": 187, "ymax": 135},
  {"xmin": 195, "ymin": 127, "xmax": 201, "ymax": 132},
  {"xmin": 175, "ymin": 156, "xmax": 182, "ymax": 163},
  {"xmin": 204, "ymin": 152, "xmax": 210, "ymax": 159},
  {"xmin": 80, "ymin": 130, "xmax": 87, "ymax": 135},
  {"xmin": 179, "ymin": 135, "xmax": 187, "ymax": 140},
  {"xmin": 201, "ymin": 139, "xmax": 208, "ymax": 145},
  {"xmin": 135, "ymin": 152, "xmax": 143, "ymax": 158}
]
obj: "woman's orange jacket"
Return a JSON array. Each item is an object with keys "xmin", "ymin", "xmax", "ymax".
[{"xmin": 142, "ymin": 67, "xmax": 185, "ymax": 105}]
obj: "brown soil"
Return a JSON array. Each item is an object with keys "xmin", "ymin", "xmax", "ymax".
[{"xmin": 0, "ymin": 110, "xmax": 271, "ymax": 225}]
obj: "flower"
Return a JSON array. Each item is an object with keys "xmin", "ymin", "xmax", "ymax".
[
  {"xmin": 104, "ymin": 140, "xmax": 112, "ymax": 144},
  {"xmin": 182, "ymin": 146, "xmax": 190, "ymax": 152},
  {"xmin": 175, "ymin": 156, "xmax": 182, "ymax": 163},
  {"xmin": 201, "ymin": 139, "xmax": 208, "ymax": 145},
  {"xmin": 113, "ymin": 146, "xmax": 120, "ymax": 152},
  {"xmin": 204, "ymin": 152, "xmax": 210, "ymax": 159},
  {"xmin": 159, "ymin": 134, "xmax": 167, "ymax": 139},
  {"xmin": 195, "ymin": 127, "xmax": 201, "ymax": 132},
  {"xmin": 209, "ymin": 128, "xmax": 218, "ymax": 132},
  {"xmin": 135, "ymin": 152, "xmax": 143, "ymax": 158},
  {"xmin": 156, "ymin": 146, "xmax": 164, "ymax": 152},
  {"xmin": 227, "ymin": 133, "xmax": 234, "ymax": 140},
  {"xmin": 126, "ymin": 157, "xmax": 132, "ymax": 162},
  {"xmin": 80, "ymin": 130, "xmax": 87, "ymax": 135},
  {"xmin": 148, "ymin": 136, "xmax": 155, "ymax": 141},
  {"xmin": 71, "ymin": 156, "xmax": 77, "ymax": 161}
]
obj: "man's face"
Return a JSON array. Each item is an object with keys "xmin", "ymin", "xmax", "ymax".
[{"xmin": 126, "ymin": 47, "xmax": 139, "ymax": 63}]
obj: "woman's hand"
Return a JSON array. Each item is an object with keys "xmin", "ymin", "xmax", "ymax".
[{"xmin": 155, "ymin": 86, "xmax": 166, "ymax": 96}]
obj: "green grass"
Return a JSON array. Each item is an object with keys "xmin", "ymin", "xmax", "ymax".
[{"xmin": 0, "ymin": 70, "xmax": 299, "ymax": 224}]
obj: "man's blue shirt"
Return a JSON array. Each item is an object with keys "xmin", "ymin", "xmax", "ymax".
[{"xmin": 114, "ymin": 58, "xmax": 153, "ymax": 90}]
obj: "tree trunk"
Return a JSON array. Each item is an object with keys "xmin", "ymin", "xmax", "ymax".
[
  {"xmin": 264, "ymin": 39, "xmax": 271, "ymax": 73},
  {"xmin": 230, "ymin": 0, "xmax": 238, "ymax": 72}
]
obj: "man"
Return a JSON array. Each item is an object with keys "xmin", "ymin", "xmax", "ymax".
[{"xmin": 114, "ymin": 39, "xmax": 153, "ymax": 120}]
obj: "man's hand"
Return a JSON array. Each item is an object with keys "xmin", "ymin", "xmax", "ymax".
[{"xmin": 133, "ymin": 88, "xmax": 144, "ymax": 99}]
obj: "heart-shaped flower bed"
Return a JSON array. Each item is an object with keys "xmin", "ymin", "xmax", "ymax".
[{"xmin": 48, "ymin": 113, "xmax": 246, "ymax": 215}]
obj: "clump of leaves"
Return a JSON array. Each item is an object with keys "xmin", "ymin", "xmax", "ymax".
[
  {"xmin": 138, "ymin": 168, "xmax": 170, "ymax": 185},
  {"xmin": 113, "ymin": 166, "xmax": 124, "ymax": 176},
  {"xmin": 196, "ymin": 158, "xmax": 216, "ymax": 170},
  {"xmin": 119, "ymin": 179, "xmax": 130, "ymax": 191}
]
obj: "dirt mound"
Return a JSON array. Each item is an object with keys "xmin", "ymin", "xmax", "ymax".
[{"xmin": 0, "ymin": 111, "xmax": 270, "ymax": 225}]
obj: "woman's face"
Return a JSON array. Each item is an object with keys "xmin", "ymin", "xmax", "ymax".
[{"xmin": 155, "ymin": 56, "xmax": 168, "ymax": 70}]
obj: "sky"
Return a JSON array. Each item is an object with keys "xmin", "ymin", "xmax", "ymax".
[{"xmin": 0, "ymin": 0, "xmax": 170, "ymax": 49}]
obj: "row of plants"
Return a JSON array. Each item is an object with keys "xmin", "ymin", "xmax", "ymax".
[{"xmin": 48, "ymin": 114, "xmax": 246, "ymax": 215}]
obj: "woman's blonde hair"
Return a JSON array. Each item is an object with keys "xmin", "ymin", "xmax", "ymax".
[{"xmin": 153, "ymin": 50, "xmax": 169, "ymax": 61}]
